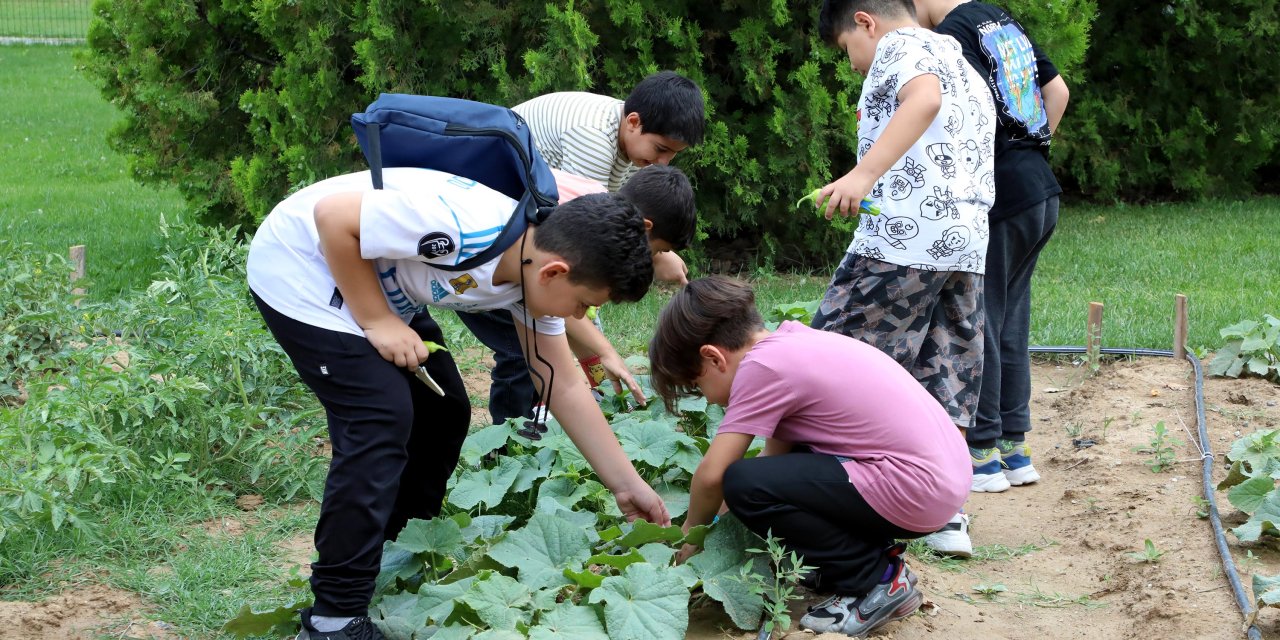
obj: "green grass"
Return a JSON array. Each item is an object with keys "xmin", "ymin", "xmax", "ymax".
[
  {"xmin": 0, "ymin": 0, "xmax": 89, "ymax": 39},
  {"xmin": 0, "ymin": 45, "xmax": 185, "ymax": 301}
]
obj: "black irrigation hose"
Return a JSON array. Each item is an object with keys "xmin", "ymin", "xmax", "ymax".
[
  {"xmin": 1029, "ymin": 345, "xmax": 1261, "ymax": 640},
  {"xmin": 753, "ymin": 345, "xmax": 1263, "ymax": 640}
]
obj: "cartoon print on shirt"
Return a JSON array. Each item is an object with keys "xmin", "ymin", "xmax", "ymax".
[
  {"xmin": 944, "ymin": 103, "xmax": 965, "ymax": 136},
  {"xmin": 449, "ymin": 273, "xmax": 478, "ymax": 295},
  {"xmin": 920, "ymin": 186, "xmax": 959, "ymax": 220},
  {"xmin": 926, "ymin": 143, "xmax": 957, "ymax": 179},
  {"xmin": 967, "ymin": 95, "xmax": 991, "ymax": 132},
  {"xmin": 954, "ymin": 251, "xmax": 984, "ymax": 272},
  {"xmin": 958, "ymin": 139, "xmax": 983, "ymax": 176},
  {"xmin": 907, "ymin": 263, "xmax": 940, "ymax": 272},
  {"xmin": 915, "ymin": 58, "xmax": 952, "ymax": 96},
  {"xmin": 973, "ymin": 211, "xmax": 990, "ymax": 240},
  {"xmin": 879, "ymin": 216, "xmax": 921, "ymax": 250},
  {"xmin": 926, "ymin": 225, "xmax": 971, "ymax": 260},
  {"xmin": 863, "ymin": 82, "xmax": 897, "ymax": 120},
  {"xmin": 884, "ymin": 156, "xmax": 928, "ymax": 200},
  {"xmin": 876, "ymin": 38, "xmax": 910, "ymax": 72},
  {"xmin": 852, "ymin": 238, "xmax": 886, "ymax": 261}
]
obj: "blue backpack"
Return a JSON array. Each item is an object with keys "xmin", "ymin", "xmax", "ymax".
[{"xmin": 350, "ymin": 94, "xmax": 559, "ymax": 272}]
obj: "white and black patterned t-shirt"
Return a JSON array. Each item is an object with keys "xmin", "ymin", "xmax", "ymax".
[
  {"xmin": 851, "ymin": 28, "xmax": 996, "ymax": 274},
  {"xmin": 512, "ymin": 92, "xmax": 636, "ymax": 192},
  {"xmin": 247, "ymin": 168, "xmax": 564, "ymax": 337}
]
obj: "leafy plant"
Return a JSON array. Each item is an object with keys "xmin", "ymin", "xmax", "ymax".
[
  {"xmin": 1132, "ymin": 421, "xmax": 1183, "ymax": 473},
  {"xmin": 740, "ymin": 531, "xmax": 815, "ymax": 638},
  {"xmin": 1209, "ymin": 315, "xmax": 1280, "ymax": 382},
  {"xmin": 764, "ymin": 300, "xmax": 819, "ymax": 330},
  {"xmin": 1126, "ymin": 539, "xmax": 1165, "ymax": 564},
  {"xmin": 972, "ymin": 582, "xmax": 1008, "ymax": 600}
]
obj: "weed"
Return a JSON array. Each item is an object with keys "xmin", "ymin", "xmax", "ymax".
[
  {"xmin": 1133, "ymin": 421, "xmax": 1183, "ymax": 472},
  {"xmin": 1065, "ymin": 421, "xmax": 1085, "ymax": 438},
  {"xmin": 1191, "ymin": 495, "xmax": 1211, "ymax": 519},
  {"xmin": 1126, "ymin": 539, "xmax": 1165, "ymax": 563},
  {"xmin": 1100, "ymin": 416, "xmax": 1115, "ymax": 440},
  {"xmin": 972, "ymin": 582, "xmax": 1007, "ymax": 600},
  {"xmin": 743, "ymin": 531, "xmax": 815, "ymax": 639}
]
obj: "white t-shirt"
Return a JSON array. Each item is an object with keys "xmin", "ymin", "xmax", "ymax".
[
  {"xmin": 247, "ymin": 168, "xmax": 564, "ymax": 337},
  {"xmin": 851, "ymin": 28, "xmax": 996, "ymax": 273},
  {"xmin": 512, "ymin": 92, "xmax": 636, "ymax": 192}
]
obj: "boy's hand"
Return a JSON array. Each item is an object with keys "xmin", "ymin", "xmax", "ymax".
[
  {"xmin": 613, "ymin": 481, "xmax": 671, "ymax": 527},
  {"xmin": 652, "ymin": 251, "xmax": 689, "ymax": 286},
  {"xmin": 819, "ymin": 169, "xmax": 876, "ymax": 220},
  {"xmin": 600, "ymin": 352, "xmax": 648, "ymax": 406},
  {"xmin": 363, "ymin": 316, "xmax": 429, "ymax": 369},
  {"xmin": 674, "ymin": 543, "xmax": 699, "ymax": 565}
]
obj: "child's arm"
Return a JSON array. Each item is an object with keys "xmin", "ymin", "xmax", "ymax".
[
  {"xmin": 1041, "ymin": 75, "xmax": 1070, "ymax": 134},
  {"xmin": 683, "ymin": 432, "xmax": 756, "ymax": 533},
  {"xmin": 652, "ymin": 251, "xmax": 689, "ymax": 286},
  {"xmin": 819, "ymin": 74, "xmax": 943, "ymax": 219},
  {"xmin": 314, "ymin": 192, "xmax": 428, "ymax": 369},
  {"xmin": 762, "ymin": 437, "xmax": 793, "ymax": 457},
  {"xmin": 514, "ymin": 323, "xmax": 669, "ymax": 525},
  {"xmin": 563, "ymin": 315, "xmax": 649, "ymax": 405}
]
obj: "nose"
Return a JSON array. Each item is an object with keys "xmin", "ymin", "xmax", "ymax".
[
  {"xmin": 656, "ymin": 154, "xmax": 674, "ymax": 165},
  {"xmin": 572, "ymin": 307, "xmax": 587, "ymax": 320}
]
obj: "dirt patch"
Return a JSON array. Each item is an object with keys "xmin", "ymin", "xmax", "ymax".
[
  {"xmin": 0, "ymin": 583, "xmax": 176, "ymax": 639},
  {"xmin": 687, "ymin": 356, "xmax": 1280, "ymax": 639}
]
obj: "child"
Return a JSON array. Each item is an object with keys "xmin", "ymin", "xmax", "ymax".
[
  {"xmin": 913, "ymin": 0, "xmax": 1071, "ymax": 494},
  {"xmin": 650, "ymin": 277, "xmax": 970, "ymax": 637},
  {"xmin": 246, "ymin": 167, "xmax": 670, "ymax": 640},
  {"xmin": 458, "ymin": 70, "xmax": 706, "ymax": 426},
  {"xmin": 808, "ymin": 0, "xmax": 996, "ymax": 556}
]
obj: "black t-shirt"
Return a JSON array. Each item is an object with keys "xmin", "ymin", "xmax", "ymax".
[{"xmin": 936, "ymin": 1, "xmax": 1063, "ymax": 220}]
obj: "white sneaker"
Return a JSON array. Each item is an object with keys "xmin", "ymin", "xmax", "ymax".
[
  {"xmin": 970, "ymin": 446, "xmax": 1012, "ymax": 493},
  {"xmin": 921, "ymin": 512, "xmax": 972, "ymax": 558}
]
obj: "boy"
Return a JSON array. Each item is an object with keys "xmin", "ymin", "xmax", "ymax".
[
  {"xmin": 650, "ymin": 277, "xmax": 970, "ymax": 637},
  {"xmin": 809, "ymin": 0, "xmax": 995, "ymax": 556},
  {"xmin": 913, "ymin": 0, "xmax": 1070, "ymax": 496},
  {"xmin": 246, "ymin": 167, "xmax": 670, "ymax": 640},
  {"xmin": 459, "ymin": 70, "xmax": 705, "ymax": 426}
]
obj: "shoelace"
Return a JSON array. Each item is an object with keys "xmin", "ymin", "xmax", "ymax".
[{"xmin": 344, "ymin": 618, "xmax": 382, "ymax": 640}]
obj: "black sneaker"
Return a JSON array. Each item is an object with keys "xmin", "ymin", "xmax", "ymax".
[
  {"xmin": 798, "ymin": 545, "xmax": 922, "ymax": 637},
  {"xmin": 296, "ymin": 608, "xmax": 386, "ymax": 640}
]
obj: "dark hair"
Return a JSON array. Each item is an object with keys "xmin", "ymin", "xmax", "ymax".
[
  {"xmin": 648, "ymin": 276, "xmax": 764, "ymax": 413},
  {"xmin": 623, "ymin": 71, "xmax": 706, "ymax": 146},
  {"xmin": 618, "ymin": 165, "xmax": 696, "ymax": 250},
  {"xmin": 534, "ymin": 193, "xmax": 653, "ymax": 303},
  {"xmin": 818, "ymin": 0, "xmax": 916, "ymax": 45}
]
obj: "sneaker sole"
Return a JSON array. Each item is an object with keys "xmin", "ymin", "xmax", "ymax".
[
  {"xmin": 922, "ymin": 533, "xmax": 973, "ymax": 558},
  {"xmin": 971, "ymin": 472, "xmax": 1011, "ymax": 493},
  {"xmin": 1005, "ymin": 465, "xmax": 1041, "ymax": 485},
  {"xmin": 847, "ymin": 590, "xmax": 925, "ymax": 638}
]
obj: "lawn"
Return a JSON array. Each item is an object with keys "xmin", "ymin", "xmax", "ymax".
[{"xmin": 0, "ymin": 0, "xmax": 89, "ymax": 39}]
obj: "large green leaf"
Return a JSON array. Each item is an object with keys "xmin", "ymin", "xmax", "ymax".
[
  {"xmin": 687, "ymin": 515, "xmax": 767, "ymax": 630},
  {"xmin": 1228, "ymin": 430, "xmax": 1280, "ymax": 476},
  {"xmin": 1255, "ymin": 573, "xmax": 1280, "ymax": 608},
  {"xmin": 588, "ymin": 563, "xmax": 690, "ymax": 640},
  {"xmin": 512, "ymin": 448, "xmax": 558, "ymax": 494},
  {"xmin": 393, "ymin": 517, "xmax": 465, "ymax": 555},
  {"xmin": 429, "ymin": 625, "xmax": 476, "ymax": 640},
  {"xmin": 1232, "ymin": 489, "xmax": 1280, "ymax": 542},
  {"xmin": 459, "ymin": 515, "xmax": 516, "ymax": 543},
  {"xmin": 418, "ymin": 577, "xmax": 476, "ymax": 624},
  {"xmin": 373, "ymin": 592, "xmax": 431, "ymax": 640},
  {"xmin": 222, "ymin": 599, "xmax": 310, "ymax": 637},
  {"xmin": 533, "ymin": 497, "xmax": 599, "ymax": 533},
  {"xmin": 377, "ymin": 542, "xmax": 424, "ymax": 594},
  {"xmin": 464, "ymin": 573, "xmax": 534, "ymax": 629},
  {"xmin": 459, "ymin": 423, "xmax": 515, "ymax": 466},
  {"xmin": 617, "ymin": 419, "xmax": 687, "ymax": 468},
  {"xmin": 487, "ymin": 512, "xmax": 593, "ymax": 589},
  {"xmin": 449, "ymin": 457, "xmax": 523, "ymax": 510},
  {"xmin": 615, "ymin": 520, "xmax": 684, "ymax": 548},
  {"xmin": 655, "ymin": 481, "xmax": 690, "ymax": 519},
  {"xmin": 537, "ymin": 476, "xmax": 602, "ymax": 510},
  {"xmin": 1228, "ymin": 476, "xmax": 1276, "ymax": 514},
  {"xmin": 528, "ymin": 603, "xmax": 610, "ymax": 640}
]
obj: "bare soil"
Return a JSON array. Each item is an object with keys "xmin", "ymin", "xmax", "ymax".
[{"xmin": 4, "ymin": 357, "xmax": 1280, "ymax": 639}]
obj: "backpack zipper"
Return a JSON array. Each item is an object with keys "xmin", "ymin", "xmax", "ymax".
[{"xmin": 444, "ymin": 123, "xmax": 558, "ymax": 209}]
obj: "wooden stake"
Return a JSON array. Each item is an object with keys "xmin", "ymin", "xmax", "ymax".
[
  {"xmin": 1087, "ymin": 301, "xmax": 1104, "ymax": 371},
  {"xmin": 69, "ymin": 244, "xmax": 86, "ymax": 297},
  {"xmin": 1174, "ymin": 294, "xmax": 1188, "ymax": 360}
]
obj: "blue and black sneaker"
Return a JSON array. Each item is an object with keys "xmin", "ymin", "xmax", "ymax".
[
  {"xmin": 296, "ymin": 608, "xmax": 386, "ymax": 640},
  {"xmin": 970, "ymin": 445, "xmax": 1011, "ymax": 493},
  {"xmin": 998, "ymin": 438, "xmax": 1041, "ymax": 486}
]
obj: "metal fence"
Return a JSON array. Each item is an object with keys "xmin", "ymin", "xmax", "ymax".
[{"xmin": 0, "ymin": 0, "xmax": 92, "ymax": 43}]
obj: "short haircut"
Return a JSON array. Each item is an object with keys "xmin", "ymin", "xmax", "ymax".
[
  {"xmin": 649, "ymin": 276, "xmax": 764, "ymax": 413},
  {"xmin": 818, "ymin": 0, "xmax": 916, "ymax": 45},
  {"xmin": 534, "ymin": 192, "xmax": 653, "ymax": 303},
  {"xmin": 624, "ymin": 71, "xmax": 706, "ymax": 146},
  {"xmin": 619, "ymin": 165, "xmax": 697, "ymax": 250}
]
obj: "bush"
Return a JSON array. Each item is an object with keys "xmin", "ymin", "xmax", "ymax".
[
  {"xmin": 1056, "ymin": 1, "xmax": 1280, "ymax": 201},
  {"xmin": 82, "ymin": 0, "xmax": 1092, "ymax": 266}
]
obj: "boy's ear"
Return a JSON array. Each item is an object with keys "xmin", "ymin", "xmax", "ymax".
[
  {"xmin": 624, "ymin": 111, "xmax": 644, "ymax": 133},
  {"xmin": 536, "ymin": 259, "xmax": 571, "ymax": 283},
  {"xmin": 854, "ymin": 10, "xmax": 875, "ymax": 33},
  {"xmin": 642, "ymin": 218, "xmax": 654, "ymax": 233},
  {"xmin": 698, "ymin": 344, "xmax": 728, "ymax": 371}
]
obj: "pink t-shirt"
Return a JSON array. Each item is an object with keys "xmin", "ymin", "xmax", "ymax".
[
  {"xmin": 551, "ymin": 168, "xmax": 607, "ymax": 203},
  {"xmin": 718, "ymin": 321, "xmax": 971, "ymax": 532}
]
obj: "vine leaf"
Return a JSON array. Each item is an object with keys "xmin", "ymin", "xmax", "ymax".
[
  {"xmin": 588, "ymin": 563, "xmax": 690, "ymax": 640},
  {"xmin": 488, "ymin": 512, "xmax": 593, "ymax": 589}
]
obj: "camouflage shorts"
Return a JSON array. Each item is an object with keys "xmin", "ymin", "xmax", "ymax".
[{"xmin": 811, "ymin": 255, "xmax": 985, "ymax": 430}]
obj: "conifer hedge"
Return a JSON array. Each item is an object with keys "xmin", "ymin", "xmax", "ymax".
[{"xmin": 83, "ymin": 0, "xmax": 1093, "ymax": 264}]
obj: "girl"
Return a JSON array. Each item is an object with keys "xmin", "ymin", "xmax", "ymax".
[{"xmin": 649, "ymin": 276, "xmax": 970, "ymax": 637}]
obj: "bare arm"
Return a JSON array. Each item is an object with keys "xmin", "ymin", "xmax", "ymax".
[
  {"xmin": 761, "ymin": 437, "xmax": 794, "ymax": 457},
  {"xmin": 313, "ymin": 192, "xmax": 427, "ymax": 369},
  {"xmin": 514, "ymin": 324, "xmax": 669, "ymax": 525},
  {"xmin": 1041, "ymin": 75, "xmax": 1070, "ymax": 134},
  {"xmin": 652, "ymin": 251, "xmax": 689, "ymax": 285},
  {"xmin": 682, "ymin": 432, "xmax": 755, "ymax": 533},
  {"xmin": 563, "ymin": 315, "xmax": 648, "ymax": 405},
  {"xmin": 820, "ymin": 74, "xmax": 943, "ymax": 219}
]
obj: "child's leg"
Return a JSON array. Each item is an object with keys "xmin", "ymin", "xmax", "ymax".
[
  {"xmin": 252, "ymin": 294, "xmax": 460, "ymax": 618},
  {"xmin": 456, "ymin": 309, "xmax": 538, "ymax": 424},
  {"xmin": 722, "ymin": 452, "xmax": 922, "ymax": 596},
  {"xmin": 914, "ymin": 270, "xmax": 984, "ymax": 433}
]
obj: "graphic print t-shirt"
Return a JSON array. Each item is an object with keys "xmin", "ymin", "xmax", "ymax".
[
  {"xmin": 716, "ymin": 322, "xmax": 971, "ymax": 533},
  {"xmin": 851, "ymin": 28, "xmax": 996, "ymax": 273},
  {"xmin": 936, "ymin": 1, "xmax": 1062, "ymax": 219},
  {"xmin": 247, "ymin": 168, "xmax": 564, "ymax": 337},
  {"xmin": 513, "ymin": 92, "xmax": 636, "ymax": 192}
]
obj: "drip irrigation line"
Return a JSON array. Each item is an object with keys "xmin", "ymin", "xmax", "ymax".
[
  {"xmin": 1029, "ymin": 345, "xmax": 1261, "ymax": 640},
  {"xmin": 754, "ymin": 345, "xmax": 1262, "ymax": 640}
]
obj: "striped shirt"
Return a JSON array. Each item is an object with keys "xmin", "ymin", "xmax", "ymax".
[{"xmin": 512, "ymin": 92, "xmax": 636, "ymax": 192}]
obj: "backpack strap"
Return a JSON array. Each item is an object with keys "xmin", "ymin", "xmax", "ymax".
[{"xmin": 366, "ymin": 122, "xmax": 384, "ymax": 190}]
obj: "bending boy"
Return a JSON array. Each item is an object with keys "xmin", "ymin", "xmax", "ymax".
[
  {"xmin": 246, "ymin": 167, "xmax": 669, "ymax": 640},
  {"xmin": 650, "ymin": 277, "xmax": 970, "ymax": 637}
]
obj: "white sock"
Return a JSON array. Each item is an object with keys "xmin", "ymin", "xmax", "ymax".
[{"xmin": 310, "ymin": 615, "xmax": 355, "ymax": 633}]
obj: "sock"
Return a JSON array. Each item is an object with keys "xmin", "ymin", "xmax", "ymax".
[
  {"xmin": 311, "ymin": 615, "xmax": 355, "ymax": 633},
  {"xmin": 969, "ymin": 438, "xmax": 997, "ymax": 451},
  {"xmin": 879, "ymin": 560, "xmax": 897, "ymax": 583},
  {"xmin": 1002, "ymin": 433, "xmax": 1026, "ymax": 443}
]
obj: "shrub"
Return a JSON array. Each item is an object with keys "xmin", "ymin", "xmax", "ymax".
[{"xmin": 82, "ymin": 0, "xmax": 1092, "ymax": 266}]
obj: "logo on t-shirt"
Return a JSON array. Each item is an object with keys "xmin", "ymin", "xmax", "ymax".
[
  {"xmin": 417, "ymin": 232, "xmax": 455, "ymax": 259},
  {"xmin": 430, "ymin": 280, "xmax": 450, "ymax": 302},
  {"xmin": 449, "ymin": 274, "xmax": 478, "ymax": 295}
]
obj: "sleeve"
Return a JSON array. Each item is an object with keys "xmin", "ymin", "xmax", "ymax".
[
  {"xmin": 551, "ymin": 167, "xmax": 609, "ymax": 203},
  {"xmin": 879, "ymin": 35, "xmax": 947, "ymax": 99},
  {"xmin": 558, "ymin": 126, "xmax": 619, "ymax": 189},
  {"xmin": 935, "ymin": 16, "xmax": 986, "ymax": 77},
  {"xmin": 503, "ymin": 302, "xmax": 566, "ymax": 335},
  {"xmin": 717, "ymin": 360, "xmax": 796, "ymax": 438},
  {"xmin": 1033, "ymin": 42, "xmax": 1061, "ymax": 86},
  {"xmin": 358, "ymin": 189, "xmax": 459, "ymax": 261}
]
